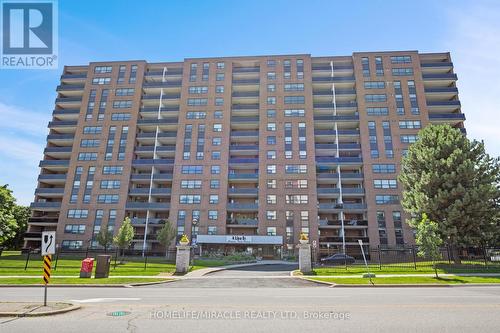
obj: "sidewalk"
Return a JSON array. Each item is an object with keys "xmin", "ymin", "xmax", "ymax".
[
  {"xmin": 0, "ymin": 302, "xmax": 80, "ymax": 317},
  {"xmin": 303, "ymin": 273, "xmax": 500, "ymax": 278}
]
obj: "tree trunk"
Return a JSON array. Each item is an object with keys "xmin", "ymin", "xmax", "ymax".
[
  {"xmin": 450, "ymin": 244, "xmax": 462, "ymax": 265},
  {"xmin": 434, "ymin": 264, "xmax": 439, "ymax": 278}
]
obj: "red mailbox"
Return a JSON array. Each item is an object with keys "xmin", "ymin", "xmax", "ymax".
[{"xmin": 79, "ymin": 258, "xmax": 94, "ymax": 278}]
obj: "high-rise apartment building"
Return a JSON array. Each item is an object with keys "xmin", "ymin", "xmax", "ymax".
[{"xmin": 25, "ymin": 51, "xmax": 465, "ymax": 259}]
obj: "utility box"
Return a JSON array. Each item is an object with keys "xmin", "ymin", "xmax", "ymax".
[
  {"xmin": 95, "ymin": 255, "xmax": 111, "ymax": 278},
  {"xmin": 79, "ymin": 258, "xmax": 94, "ymax": 278}
]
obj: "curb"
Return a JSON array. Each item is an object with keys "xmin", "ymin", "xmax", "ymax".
[
  {"xmin": 126, "ymin": 279, "xmax": 175, "ymax": 287},
  {"xmin": 0, "ymin": 281, "xmax": 172, "ymax": 288},
  {"xmin": 299, "ymin": 277, "xmax": 335, "ymax": 286},
  {"xmin": 187, "ymin": 261, "xmax": 258, "ymax": 277},
  {"xmin": 0, "ymin": 303, "xmax": 80, "ymax": 317},
  {"xmin": 331, "ymin": 284, "xmax": 451, "ymax": 288}
]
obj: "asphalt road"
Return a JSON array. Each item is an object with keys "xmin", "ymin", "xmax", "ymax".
[{"xmin": 1, "ymin": 285, "xmax": 500, "ymax": 332}]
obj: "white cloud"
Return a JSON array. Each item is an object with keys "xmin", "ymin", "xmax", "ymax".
[
  {"xmin": 0, "ymin": 101, "xmax": 50, "ymax": 137},
  {"xmin": 444, "ymin": 1, "xmax": 500, "ymax": 156}
]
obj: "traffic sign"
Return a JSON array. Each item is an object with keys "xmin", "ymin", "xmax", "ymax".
[
  {"xmin": 43, "ymin": 255, "xmax": 52, "ymax": 285},
  {"xmin": 41, "ymin": 231, "xmax": 56, "ymax": 255}
]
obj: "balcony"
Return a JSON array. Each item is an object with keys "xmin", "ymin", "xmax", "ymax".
[
  {"xmin": 230, "ymin": 131, "xmax": 259, "ymax": 137},
  {"xmin": 133, "ymin": 234, "xmax": 158, "ymax": 241},
  {"xmin": 128, "ymin": 188, "xmax": 172, "ymax": 196},
  {"xmin": 314, "ymin": 129, "xmax": 360, "ymax": 136},
  {"xmin": 422, "ymin": 73, "xmax": 458, "ymax": 80},
  {"xmin": 145, "ymin": 68, "xmax": 183, "ymax": 76},
  {"xmin": 24, "ymin": 232, "xmax": 43, "ymax": 239},
  {"xmin": 319, "ymin": 219, "xmax": 368, "ymax": 227},
  {"xmin": 317, "ymin": 173, "xmax": 364, "ymax": 180},
  {"xmin": 424, "ymin": 87, "xmax": 458, "ymax": 94},
  {"xmin": 312, "ymin": 64, "xmax": 354, "ymax": 71},
  {"xmin": 136, "ymin": 131, "xmax": 177, "ymax": 139},
  {"xmin": 319, "ymin": 236, "xmax": 370, "ymax": 244},
  {"xmin": 428, "ymin": 113, "xmax": 466, "ymax": 120},
  {"xmin": 55, "ymin": 97, "xmax": 82, "ymax": 104},
  {"xmin": 421, "ymin": 62, "xmax": 453, "ymax": 68},
  {"xmin": 44, "ymin": 147, "xmax": 72, "ymax": 155},
  {"xmin": 132, "ymin": 159, "xmax": 174, "ymax": 167},
  {"xmin": 318, "ymin": 203, "xmax": 367, "ymax": 211},
  {"xmin": 313, "ymin": 89, "xmax": 356, "ymax": 96},
  {"xmin": 229, "ymin": 158, "xmax": 258, "ymax": 164},
  {"xmin": 130, "ymin": 173, "xmax": 173, "ymax": 182},
  {"xmin": 137, "ymin": 118, "xmax": 179, "ymax": 125},
  {"xmin": 232, "ymin": 67, "xmax": 260, "ymax": 73},
  {"xmin": 231, "ymin": 116, "xmax": 259, "ymax": 122},
  {"xmin": 227, "ymin": 218, "xmax": 258, "ymax": 226},
  {"xmin": 232, "ymin": 91, "xmax": 259, "ymax": 98},
  {"xmin": 315, "ymin": 143, "xmax": 361, "ymax": 150},
  {"xmin": 28, "ymin": 216, "xmax": 59, "ymax": 224},
  {"xmin": 227, "ymin": 203, "xmax": 258, "ymax": 211},
  {"xmin": 317, "ymin": 188, "xmax": 365, "ymax": 195},
  {"xmin": 130, "ymin": 218, "xmax": 165, "ymax": 225},
  {"xmin": 232, "ymin": 79, "xmax": 260, "ymax": 85},
  {"xmin": 48, "ymin": 120, "xmax": 77, "ymax": 128},
  {"xmin": 135, "ymin": 145, "xmax": 176, "ymax": 153},
  {"xmin": 35, "ymin": 188, "xmax": 65, "ymax": 196},
  {"xmin": 30, "ymin": 202, "xmax": 62, "ymax": 210},
  {"xmin": 140, "ymin": 106, "xmax": 180, "ymax": 113},
  {"xmin": 47, "ymin": 134, "xmax": 75, "ymax": 141},
  {"xmin": 313, "ymin": 115, "xmax": 359, "ymax": 121},
  {"xmin": 56, "ymin": 84, "xmax": 85, "ymax": 91},
  {"xmin": 313, "ymin": 102, "xmax": 358, "ymax": 110},
  {"xmin": 125, "ymin": 202, "xmax": 170, "ymax": 211},
  {"xmin": 228, "ymin": 188, "xmax": 259, "ymax": 196},
  {"xmin": 142, "ymin": 81, "xmax": 182, "ymax": 88},
  {"xmin": 39, "ymin": 160, "xmax": 70, "ymax": 168},
  {"xmin": 52, "ymin": 109, "xmax": 80, "ymax": 120},
  {"xmin": 232, "ymin": 103, "xmax": 259, "ymax": 110},
  {"xmin": 229, "ymin": 145, "xmax": 259, "ymax": 151},
  {"xmin": 312, "ymin": 76, "xmax": 355, "ymax": 83},
  {"xmin": 38, "ymin": 174, "xmax": 67, "ymax": 182},
  {"xmin": 228, "ymin": 173, "xmax": 259, "ymax": 181},
  {"xmin": 60, "ymin": 74, "xmax": 87, "ymax": 80},
  {"xmin": 315, "ymin": 157, "xmax": 363, "ymax": 164},
  {"xmin": 427, "ymin": 100, "xmax": 461, "ymax": 107},
  {"xmin": 142, "ymin": 93, "xmax": 181, "ymax": 100}
]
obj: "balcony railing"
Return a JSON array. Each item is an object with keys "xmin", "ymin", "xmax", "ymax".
[
  {"xmin": 60, "ymin": 74, "xmax": 87, "ymax": 79},
  {"xmin": 314, "ymin": 129, "xmax": 360, "ymax": 136},
  {"xmin": 317, "ymin": 188, "xmax": 365, "ymax": 195},
  {"xmin": 44, "ymin": 147, "xmax": 72, "ymax": 154},
  {"xmin": 232, "ymin": 91, "xmax": 260, "ymax": 97},
  {"xmin": 426, "ymin": 100, "xmax": 461, "ymax": 107},
  {"xmin": 227, "ymin": 203, "xmax": 259, "ymax": 210},
  {"xmin": 35, "ymin": 188, "xmax": 65, "ymax": 195},
  {"xmin": 422, "ymin": 73, "xmax": 458, "ymax": 80},
  {"xmin": 319, "ymin": 219, "xmax": 368, "ymax": 227},
  {"xmin": 312, "ymin": 76, "xmax": 355, "ymax": 82},
  {"xmin": 228, "ymin": 188, "xmax": 259, "ymax": 195},
  {"xmin": 136, "ymin": 131, "xmax": 177, "ymax": 139},
  {"xmin": 318, "ymin": 203, "xmax": 367, "ymax": 210},
  {"xmin": 30, "ymin": 202, "xmax": 62, "ymax": 209},
  {"xmin": 140, "ymin": 106, "xmax": 180, "ymax": 113},
  {"xmin": 314, "ymin": 115, "xmax": 359, "ymax": 121},
  {"xmin": 316, "ymin": 157, "xmax": 363, "ymax": 164},
  {"xmin": 312, "ymin": 64, "xmax": 354, "ymax": 71},
  {"xmin": 39, "ymin": 160, "xmax": 70, "ymax": 167},
  {"xmin": 38, "ymin": 174, "xmax": 67, "ymax": 181},
  {"xmin": 230, "ymin": 131, "xmax": 259, "ymax": 137},
  {"xmin": 228, "ymin": 173, "xmax": 259, "ymax": 180},
  {"xmin": 125, "ymin": 202, "xmax": 170, "ymax": 210},
  {"xmin": 313, "ymin": 102, "xmax": 358, "ymax": 109},
  {"xmin": 56, "ymin": 84, "xmax": 85, "ymax": 91},
  {"xmin": 319, "ymin": 236, "xmax": 370, "ymax": 243},
  {"xmin": 313, "ymin": 89, "xmax": 356, "ymax": 96},
  {"xmin": 135, "ymin": 145, "xmax": 176, "ymax": 153},
  {"xmin": 53, "ymin": 109, "xmax": 80, "ymax": 115},
  {"xmin": 137, "ymin": 118, "xmax": 179, "ymax": 125},
  {"xmin": 130, "ymin": 173, "xmax": 173, "ymax": 181},
  {"xmin": 424, "ymin": 87, "xmax": 458, "ymax": 93},
  {"xmin": 55, "ymin": 97, "xmax": 82, "ymax": 103},
  {"xmin": 142, "ymin": 93, "xmax": 181, "ymax": 100},
  {"xmin": 315, "ymin": 143, "xmax": 361, "ymax": 150},
  {"xmin": 428, "ymin": 113, "xmax": 466, "ymax": 120},
  {"xmin": 232, "ymin": 79, "xmax": 260, "ymax": 84},
  {"xmin": 232, "ymin": 103, "xmax": 259, "ymax": 110},
  {"xmin": 231, "ymin": 116, "xmax": 259, "ymax": 122},
  {"xmin": 48, "ymin": 120, "xmax": 77, "ymax": 127},
  {"xmin": 130, "ymin": 218, "xmax": 165, "ymax": 225},
  {"xmin": 132, "ymin": 159, "xmax": 174, "ymax": 166},
  {"xmin": 229, "ymin": 158, "xmax": 258, "ymax": 164},
  {"xmin": 145, "ymin": 68, "xmax": 183, "ymax": 76},
  {"xmin": 316, "ymin": 173, "xmax": 364, "ymax": 179},
  {"xmin": 142, "ymin": 81, "xmax": 182, "ymax": 88},
  {"xmin": 229, "ymin": 145, "xmax": 259, "ymax": 151},
  {"xmin": 227, "ymin": 218, "xmax": 258, "ymax": 225},
  {"xmin": 232, "ymin": 67, "xmax": 260, "ymax": 73},
  {"xmin": 129, "ymin": 188, "xmax": 171, "ymax": 195},
  {"xmin": 47, "ymin": 134, "xmax": 75, "ymax": 140},
  {"xmin": 420, "ymin": 62, "xmax": 453, "ymax": 67}
]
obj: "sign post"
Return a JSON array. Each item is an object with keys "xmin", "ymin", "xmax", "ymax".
[
  {"xmin": 41, "ymin": 231, "xmax": 56, "ymax": 306},
  {"xmin": 358, "ymin": 239, "xmax": 374, "ymax": 285}
]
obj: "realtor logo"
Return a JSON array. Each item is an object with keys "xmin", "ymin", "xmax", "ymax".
[{"xmin": 1, "ymin": 0, "xmax": 58, "ymax": 69}]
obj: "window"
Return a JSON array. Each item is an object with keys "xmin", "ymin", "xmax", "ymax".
[
  {"xmin": 187, "ymin": 98, "xmax": 208, "ymax": 106},
  {"xmin": 267, "ymin": 109, "xmax": 276, "ymax": 118},
  {"xmin": 214, "ymin": 111, "xmax": 223, "ymax": 119},
  {"xmin": 267, "ymin": 96, "xmax": 276, "ymax": 105},
  {"xmin": 399, "ymin": 120, "xmax": 421, "ymax": 129},
  {"xmin": 111, "ymin": 113, "xmax": 131, "ymax": 121},
  {"xmin": 372, "ymin": 164, "xmax": 396, "ymax": 173},
  {"xmin": 285, "ymin": 195, "xmax": 309, "ymax": 204},
  {"xmin": 180, "ymin": 180, "xmax": 202, "ymax": 189},
  {"xmin": 267, "ymin": 136, "xmax": 276, "ymax": 145},
  {"xmin": 267, "ymin": 72, "xmax": 276, "ymax": 80},
  {"xmin": 188, "ymin": 86, "xmax": 208, "ymax": 94},
  {"xmin": 365, "ymin": 94, "xmax": 387, "ymax": 102},
  {"xmin": 78, "ymin": 152, "xmax": 97, "ymax": 161},
  {"xmin": 179, "ymin": 195, "xmax": 201, "ymax": 204},
  {"xmin": 65, "ymin": 224, "xmax": 86, "ymax": 234},
  {"xmin": 267, "ymin": 84, "xmax": 276, "ymax": 92},
  {"xmin": 266, "ymin": 211, "xmax": 277, "ymax": 220},
  {"xmin": 211, "ymin": 165, "xmax": 220, "ymax": 174},
  {"xmin": 364, "ymin": 81, "xmax": 385, "ymax": 89},
  {"xmin": 83, "ymin": 126, "xmax": 102, "ymax": 134},
  {"xmin": 209, "ymin": 195, "xmax": 219, "ymax": 204},
  {"xmin": 375, "ymin": 195, "xmax": 399, "ymax": 204},
  {"xmin": 100, "ymin": 180, "xmax": 121, "ymax": 189},
  {"xmin": 216, "ymin": 73, "xmax": 224, "ymax": 81},
  {"xmin": 284, "ymin": 96, "xmax": 305, "ymax": 104},
  {"xmin": 267, "ymin": 227, "xmax": 277, "ymax": 236},
  {"xmin": 285, "ymin": 179, "xmax": 308, "ymax": 189},
  {"xmin": 267, "ymin": 150, "xmax": 276, "ymax": 159},
  {"xmin": 215, "ymin": 98, "xmax": 224, "ymax": 106},
  {"xmin": 94, "ymin": 66, "xmax": 112, "ymax": 73},
  {"xmin": 67, "ymin": 209, "xmax": 88, "ymax": 218},
  {"xmin": 210, "ymin": 179, "xmax": 220, "ymax": 189},
  {"xmin": 267, "ymin": 123, "xmax": 276, "ymax": 131},
  {"xmin": 80, "ymin": 139, "xmax": 100, "ymax": 148},
  {"xmin": 266, "ymin": 195, "xmax": 277, "ymax": 204},
  {"xmin": 362, "ymin": 57, "xmax": 370, "ymax": 77},
  {"xmin": 285, "ymin": 164, "xmax": 307, "ymax": 173},
  {"xmin": 61, "ymin": 240, "xmax": 83, "ymax": 250},
  {"xmin": 112, "ymin": 100, "xmax": 132, "ymax": 108},
  {"xmin": 211, "ymin": 151, "xmax": 221, "ymax": 160},
  {"xmin": 284, "ymin": 83, "xmax": 304, "ymax": 91},
  {"xmin": 186, "ymin": 111, "xmax": 206, "ymax": 119},
  {"xmin": 284, "ymin": 109, "xmax": 305, "ymax": 117},
  {"xmin": 267, "ymin": 165, "xmax": 276, "ymax": 174},
  {"xmin": 392, "ymin": 68, "xmax": 414, "ymax": 76},
  {"xmin": 92, "ymin": 77, "xmax": 111, "ymax": 85},
  {"xmin": 216, "ymin": 85, "xmax": 224, "ymax": 93},
  {"xmin": 212, "ymin": 137, "xmax": 222, "ymax": 146},
  {"xmin": 213, "ymin": 124, "xmax": 222, "ymax": 132},
  {"xmin": 102, "ymin": 166, "xmax": 123, "ymax": 174},
  {"xmin": 97, "ymin": 194, "xmax": 119, "ymax": 203},
  {"xmin": 400, "ymin": 135, "xmax": 418, "ymax": 143},
  {"xmin": 267, "ymin": 60, "xmax": 276, "ymax": 67},
  {"xmin": 267, "ymin": 179, "xmax": 276, "ymax": 189},
  {"xmin": 217, "ymin": 62, "xmax": 225, "ymax": 69},
  {"xmin": 181, "ymin": 165, "xmax": 203, "ymax": 174},
  {"xmin": 391, "ymin": 56, "xmax": 412, "ymax": 64},
  {"xmin": 207, "ymin": 210, "xmax": 218, "ymax": 220},
  {"xmin": 115, "ymin": 88, "xmax": 135, "ymax": 96},
  {"xmin": 374, "ymin": 179, "xmax": 398, "ymax": 189},
  {"xmin": 208, "ymin": 226, "xmax": 217, "ymax": 235}
]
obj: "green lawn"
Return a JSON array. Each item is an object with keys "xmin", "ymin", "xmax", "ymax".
[
  {"xmin": 310, "ymin": 275, "xmax": 500, "ymax": 285},
  {"xmin": 0, "ymin": 277, "xmax": 169, "ymax": 285},
  {"xmin": 312, "ymin": 261, "xmax": 500, "ymax": 276}
]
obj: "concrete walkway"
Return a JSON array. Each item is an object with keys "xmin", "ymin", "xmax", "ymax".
[{"xmin": 185, "ymin": 260, "xmax": 295, "ymax": 277}]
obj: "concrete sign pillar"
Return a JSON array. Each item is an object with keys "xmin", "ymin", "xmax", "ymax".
[
  {"xmin": 175, "ymin": 245, "xmax": 191, "ymax": 274},
  {"xmin": 297, "ymin": 243, "xmax": 312, "ymax": 274}
]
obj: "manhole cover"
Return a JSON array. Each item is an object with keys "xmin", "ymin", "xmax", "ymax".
[{"xmin": 107, "ymin": 311, "xmax": 131, "ymax": 317}]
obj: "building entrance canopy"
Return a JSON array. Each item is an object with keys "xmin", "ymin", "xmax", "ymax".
[{"xmin": 196, "ymin": 235, "xmax": 283, "ymax": 245}]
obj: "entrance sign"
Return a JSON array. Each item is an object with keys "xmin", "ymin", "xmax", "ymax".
[{"xmin": 226, "ymin": 235, "xmax": 252, "ymax": 243}]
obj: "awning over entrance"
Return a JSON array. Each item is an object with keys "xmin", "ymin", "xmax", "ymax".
[{"xmin": 196, "ymin": 235, "xmax": 283, "ymax": 245}]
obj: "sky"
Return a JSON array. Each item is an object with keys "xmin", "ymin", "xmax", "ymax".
[{"xmin": 0, "ymin": 0, "xmax": 499, "ymax": 205}]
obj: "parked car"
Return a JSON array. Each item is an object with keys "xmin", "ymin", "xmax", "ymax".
[{"xmin": 320, "ymin": 253, "xmax": 355, "ymax": 265}]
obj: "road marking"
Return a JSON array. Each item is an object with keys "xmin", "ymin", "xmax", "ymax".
[{"xmin": 70, "ymin": 298, "xmax": 141, "ymax": 303}]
